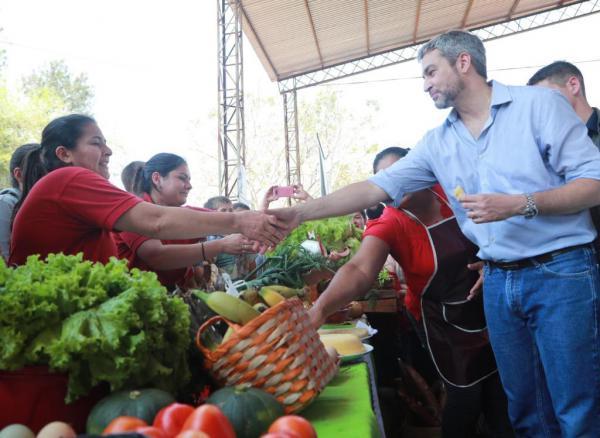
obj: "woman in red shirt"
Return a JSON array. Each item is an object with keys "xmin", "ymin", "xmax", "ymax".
[
  {"xmin": 9, "ymin": 114, "xmax": 283, "ymax": 265},
  {"xmin": 309, "ymin": 147, "xmax": 513, "ymax": 437},
  {"xmin": 114, "ymin": 153, "xmax": 252, "ymax": 290}
]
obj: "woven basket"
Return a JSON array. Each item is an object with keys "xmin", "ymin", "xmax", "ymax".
[{"xmin": 196, "ymin": 297, "xmax": 338, "ymax": 413}]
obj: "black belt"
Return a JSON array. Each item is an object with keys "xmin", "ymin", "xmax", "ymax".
[{"xmin": 485, "ymin": 244, "xmax": 592, "ymax": 271}]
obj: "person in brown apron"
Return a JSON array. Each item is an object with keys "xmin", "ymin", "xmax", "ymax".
[{"xmin": 310, "ymin": 147, "xmax": 513, "ymax": 437}]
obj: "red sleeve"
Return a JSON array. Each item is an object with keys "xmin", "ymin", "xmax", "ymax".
[
  {"xmin": 58, "ymin": 168, "xmax": 142, "ymax": 229},
  {"xmin": 363, "ymin": 206, "xmax": 405, "ymax": 250},
  {"xmin": 114, "ymin": 230, "xmax": 151, "ymax": 262}
]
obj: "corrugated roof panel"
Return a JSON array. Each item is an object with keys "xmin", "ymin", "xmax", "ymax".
[
  {"xmin": 368, "ymin": 0, "xmax": 419, "ymax": 50},
  {"xmin": 239, "ymin": 0, "xmax": 586, "ymax": 81}
]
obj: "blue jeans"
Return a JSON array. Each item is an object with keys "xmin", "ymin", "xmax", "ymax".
[{"xmin": 483, "ymin": 246, "xmax": 600, "ymax": 437}]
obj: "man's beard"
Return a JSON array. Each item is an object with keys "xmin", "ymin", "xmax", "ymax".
[{"xmin": 434, "ymin": 78, "xmax": 465, "ymax": 109}]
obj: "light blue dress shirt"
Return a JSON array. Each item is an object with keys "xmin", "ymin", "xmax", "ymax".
[{"xmin": 369, "ymin": 81, "xmax": 600, "ymax": 262}]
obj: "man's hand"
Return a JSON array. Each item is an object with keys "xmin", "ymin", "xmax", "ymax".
[
  {"xmin": 233, "ymin": 210, "xmax": 286, "ymax": 248},
  {"xmin": 459, "ymin": 193, "xmax": 525, "ymax": 223},
  {"xmin": 266, "ymin": 206, "xmax": 303, "ymax": 236},
  {"xmin": 466, "ymin": 261, "xmax": 484, "ymax": 300}
]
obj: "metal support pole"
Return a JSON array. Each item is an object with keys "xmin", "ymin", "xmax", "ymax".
[
  {"xmin": 217, "ymin": 0, "xmax": 246, "ymax": 200},
  {"xmin": 283, "ymin": 87, "xmax": 300, "ymax": 204}
]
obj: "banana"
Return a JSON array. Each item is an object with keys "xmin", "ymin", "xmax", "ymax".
[
  {"xmin": 259, "ymin": 288, "xmax": 286, "ymax": 307},
  {"xmin": 222, "ymin": 326, "xmax": 235, "ymax": 343},
  {"xmin": 253, "ymin": 302, "xmax": 269, "ymax": 313},
  {"xmin": 240, "ymin": 287, "xmax": 260, "ymax": 305},
  {"xmin": 262, "ymin": 285, "xmax": 304, "ymax": 299},
  {"xmin": 194, "ymin": 290, "xmax": 260, "ymax": 324}
]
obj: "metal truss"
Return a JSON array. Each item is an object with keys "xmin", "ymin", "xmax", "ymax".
[
  {"xmin": 278, "ymin": 0, "xmax": 600, "ymax": 93},
  {"xmin": 283, "ymin": 88, "xmax": 301, "ymax": 204},
  {"xmin": 218, "ymin": 0, "xmax": 246, "ymax": 200}
]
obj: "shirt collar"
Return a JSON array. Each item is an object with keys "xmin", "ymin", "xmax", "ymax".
[
  {"xmin": 587, "ymin": 108, "xmax": 599, "ymax": 134},
  {"xmin": 446, "ymin": 80, "xmax": 512, "ymax": 125}
]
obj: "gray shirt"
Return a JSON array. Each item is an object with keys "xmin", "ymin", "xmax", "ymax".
[{"xmin": 0, "ymin": 188, "xmax": 20, "ymax": 260}]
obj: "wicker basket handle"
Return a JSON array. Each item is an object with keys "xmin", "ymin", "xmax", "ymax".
[{"xmin": 195, "ymin": 315, "xmax": 237, "ymax": 358}]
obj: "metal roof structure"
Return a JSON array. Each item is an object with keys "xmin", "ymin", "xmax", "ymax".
[
  {"xmin": 240, "ymin": 0, "xmax": 585, "ymax": 83},
  {"xmin": 217, "ymin": 0, "xmax": 600, "ymax": 197}
]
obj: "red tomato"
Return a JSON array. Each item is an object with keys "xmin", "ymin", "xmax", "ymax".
[
  {"xmin": 103, "ymin": 416, "xmax": 148, "ymax": 434},
  {"xmin": 136, "ymin": 426, "xmax": 169, "ymax": 438},
  {"xmin": 268, "ymin": 416, "xmax": 316, "ymax": 438},
  {"xmin": 153, "ymin": 403, "xmax": 196, "ymax": 438},
  {"xmin": 181, "ymin": 404, "xmax": 236, "ymax": 438},
  {"xmin": 261, "ymin": 433, "xmax": 300, "ymax": 438},
  {"xmin": 175, "ymin": 431, "xmax": 210, "ymax": 438}
]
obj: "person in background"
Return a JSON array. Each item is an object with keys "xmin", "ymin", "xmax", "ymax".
[
  {"xmin": 260, "ymin": 183, "xmax": 312, "ymax": 211},
  {"xmin": 272, "ymin": 30, "xmax": 600, "ymax": 436},
  {"xmin": 0, "ymin": 143, "xmax": 40, "ymax": 260},
  {"xmin": 350, "ymin": 210, "xmax": 366, "ymax": 230},
  {"xmin": 311, "ymin": 146, "xmax": 512, "ymax": 437},
  {"xmin": 121, "ymin": 160, "xmax": 145, "ymax": 195},
  {"xmin": 232, "ymin": 201, "xmax": 251, "ymax": 211},
  {"xmin": 529, "ymin": 61, "xmax": 600, "ymax": 244},
  {"xmin": 204, "ymin": 196, "xmax": 233, "ymax": 212},
  {"xmin": 528, "ymin": 61, "xmax": 599, "ymax": 146},
  {"xmin": 114, "ymin": 153, "xmax": 253, "ymax": 290},
  {"xmin": 204, "ymin": 195, "xmax": 256, "ymax": 280},
  {"xmin": 9, "ymin": 114, "xmax": 284, "ymax": 266}
]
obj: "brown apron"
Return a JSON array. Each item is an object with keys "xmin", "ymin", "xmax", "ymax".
[{"xmin": 403, "ymin": 194, "xmax": 497, "ymax": 387}]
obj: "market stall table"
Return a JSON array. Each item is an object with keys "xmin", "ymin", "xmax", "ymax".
[{"xmin": 302, "ymin": 356, "xmax": 385, "ymax": 438}]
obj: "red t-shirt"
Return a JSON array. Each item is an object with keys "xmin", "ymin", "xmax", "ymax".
[
  {"xmin": 113, "ymin": 193, "xmax": 208, "ymax": 289},
  {"xmin": 363, "ymin": 185, "xmax": 453, "ymax": 320},
  {"xmin": 9, "ymin": 167, "xmax": 142, "ymax": 265}
]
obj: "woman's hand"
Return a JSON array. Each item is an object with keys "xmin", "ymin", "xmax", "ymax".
[
  {"xmin": 218, "ymin": 233, "xmax": 259, "ymax": 255},
  {"xmin": 260, "ymin": 185, "xmax": 279, "ymax": 211},
  {"xmin": 292, "ymin": 184, "xmax": 312, "ymax": 202}
]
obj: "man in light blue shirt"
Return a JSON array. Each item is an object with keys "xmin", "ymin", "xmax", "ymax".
[{"xmin": 274, "ymin": 30, "xmax": 600, "ymax": 436}]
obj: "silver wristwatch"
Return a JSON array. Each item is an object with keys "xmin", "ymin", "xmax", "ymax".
[{"xmin": 522, "ymin": 193, "xmax": 538, "ymax": 219}]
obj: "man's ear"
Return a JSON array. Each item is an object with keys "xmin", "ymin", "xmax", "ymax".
[
  {"xmin": 565, "ymin": 76, "xmax": 582, "ymax": 97},
  {"xmin": 55, "ymin": 145, "xmax": 73, "ymax": 164},
  {"xmin": 455, "ymin": 52, "xmax": 471, "ymax": 74}
]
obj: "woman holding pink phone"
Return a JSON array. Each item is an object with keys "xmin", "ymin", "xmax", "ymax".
[{"xmin": 260, "ymin": 183, "xmax": 312, "ymax": 210}]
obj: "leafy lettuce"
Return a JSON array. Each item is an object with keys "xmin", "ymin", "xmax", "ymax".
[{"xmin": 0, "ymin": 253, "xmax": 190, "ymax": 402}]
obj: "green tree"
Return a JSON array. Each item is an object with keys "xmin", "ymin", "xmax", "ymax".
[
  {"xmin": 22, "ymin": 60, "xmax": 93, "ymax": 114},
  {"xmin": 0, "ymin": 59, "xmax": 93, "ymax": 187}
]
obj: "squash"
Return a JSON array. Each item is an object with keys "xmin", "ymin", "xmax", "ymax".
[
  {"xmin": 206, "ymin": 386, "xmax": 284, "ymax": 438},
  {"xmin": 86, "ymin": 388, "xmax": 175, "ymax": 434}
]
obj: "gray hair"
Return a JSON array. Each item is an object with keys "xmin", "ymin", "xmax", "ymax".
[{"xmin": 417, "ymin": 30, "xmax": 487, "ymax": 79}]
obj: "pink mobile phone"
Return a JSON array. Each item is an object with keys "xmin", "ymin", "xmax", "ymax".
[{"xmin": 275, "ymin": 185, "xmax": 295, "ymax": 197}]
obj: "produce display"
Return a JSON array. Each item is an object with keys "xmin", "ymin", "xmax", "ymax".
[
  {"xmin": 318, "ymin": 333, "xmax": 365, "ymax": 356},
  {"xmin": 279, "ymin": 216, "xmax": 363, "ymax": 257},
  {"xmin": 86, "ymin": 389, "xmax": 176, "ymax": 434},
  {"xmin": 0, "ymin": 254, "xmax": 191, "ymax": 402},
  {"xmin": 206, "ymin": 387, "xmax": 284, "ymax": 438}
]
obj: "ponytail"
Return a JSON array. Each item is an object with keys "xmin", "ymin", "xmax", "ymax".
[
  {"xmin": 131, "ymin": 163, "xmax": 146, "ymax": 196},
  {"xmin": 135, "ymin": 153, "xmax": 186, "ymax": 196},
  {"xmin": 11, "ymin": 147, "xmax": 46, "ymax": 226}
]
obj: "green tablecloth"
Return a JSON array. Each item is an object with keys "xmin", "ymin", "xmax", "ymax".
[{"xmin": 302, "ymin": 362, "xmax": 381, "ymax": 438}]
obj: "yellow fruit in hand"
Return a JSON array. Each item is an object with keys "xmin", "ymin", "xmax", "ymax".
[{"xmin": 454, "ymin": 185, "xmax": 465, "ymax": 199}]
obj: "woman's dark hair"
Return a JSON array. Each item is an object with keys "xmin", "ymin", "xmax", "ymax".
[
  {"xmin": 121, "ymin": 160, "xmax": 145, "ymax": 195},
  {"xmin": 9, "ymin": 143, "xmax": 40, "ymax": 188},
  {"xmin": 13, "ymin": 114, "xmax": 96, "ymax": 225},
  {"xmin": 372, "ymin": 146, "xmax": 410, "ymax": 174},
  {"xmin": 132, "ymin": 153, "xmax": 187, "ymax": 195}
]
